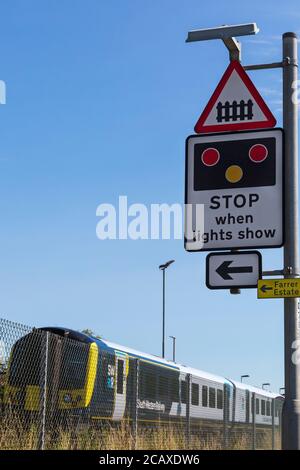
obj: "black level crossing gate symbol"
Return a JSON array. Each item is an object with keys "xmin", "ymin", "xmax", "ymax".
[{"xmin": 216, "ymin": 99, "xmax": 253, "ymax": 123}]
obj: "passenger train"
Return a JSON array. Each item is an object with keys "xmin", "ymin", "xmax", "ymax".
[{"xmin": 3, "ymin": 326, "xmax": 283, "ymax": 430}]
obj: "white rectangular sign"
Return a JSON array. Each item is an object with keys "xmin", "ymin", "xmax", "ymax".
[
  {"xmin": 185, "ymin": 128, "xmax": 284, "ymax": 251},
  {"xmin": 206, "ymin": 251, "xmax": 262, "ymax": 289}
]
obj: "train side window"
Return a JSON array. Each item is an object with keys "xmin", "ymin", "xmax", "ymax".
[
  {"xmin": 202, "ymin": 386, "xmax": 208, "ymax": 407},
  {"xmin": 159, "ymin": 376, "xmax": 168, "ymax": 398},
  {"xmin": 181, "ymin": 380, "xmax": 187, "ymax": 404},
  {"xmin": 145, "ymin": 373, "xmax": 156, "ymax": 399},
  {"xmin": 256, "ymin": 398, "xmax": 260, "ymax": 414},
  {"xmin": 217, "ymin": 389, "xmax": 223, "ymax": 409},
  {"xmin": 191, "ymin": 383, "xmax": 199, "ymax": 406},
  {"xmin": 261, "ymin": 400, "xmax": 266, "ymax": 416},
  {"xmin": 170, "ymin": 378, "xmax": 179, "ymax": 402},
  {"xmin": 266, "ymin": 401, "xmax": 271, "ymax": 416},
  {"xmin": 209, "ymin": 387, "xmax": 216, "ymax": 408},
  {"xmin": 117, "ymin": 360, "xmax": 124, "ymax": 394}
]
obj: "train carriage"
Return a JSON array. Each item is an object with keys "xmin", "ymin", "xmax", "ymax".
[{"xmin": 3, "ymin": 326, "xmax": 283, "ymax": 435}]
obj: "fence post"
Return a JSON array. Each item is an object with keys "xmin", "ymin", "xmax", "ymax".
[
  {"xmin": 239, "ymin": 99, "xmax": 245, "ymax": 120},
  {"xmin": 131, "ymin": 358, "xmax": 139, "ymax": 449},
  {"xmin": 223, "ymin": 386, "xmax": 229, "ymax": 449},
  {"xmin": 38, "ymin": 331, "xmax": 49, "ymax": 450},
  {"xmin": 216, "ymin": 102, "xmax": 223, "ymax": 122},
  {"xmin": 252, "ymin": 393, "xmax": 256, "ymax": 450},
  {"xmin": 247, "ymin": 99, "xmax": 253, "ymax": 120},
  {"xmin": 232, "ymin": 100, "xmax": 237, "ymax": 121},
  {"xmin": 272, "ymin": 399, "xmax": 275, "ymax": 450},
  {"xmin": 185, "ymin": 374, "xmax": 191, "ymax": 449},
  {"xmin": 224, "ymin": 101, "xmax": 230, "ymax": 122}
]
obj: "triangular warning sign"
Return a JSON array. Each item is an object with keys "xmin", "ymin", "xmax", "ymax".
[{"xmin": 194, "ymin": 60, "xmax": 276, "ymax": 134}]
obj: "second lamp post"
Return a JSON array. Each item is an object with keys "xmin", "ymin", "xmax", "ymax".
[{"xmin": 159, "ymin": 260, "xmax": 175, "ymax": 359}]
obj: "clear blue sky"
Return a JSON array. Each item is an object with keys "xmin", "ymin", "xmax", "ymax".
[{"xmin": 1, "ymin": 0, "xmax": 299, "ymax": 392}]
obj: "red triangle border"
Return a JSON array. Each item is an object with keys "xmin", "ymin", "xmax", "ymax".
[{"xmin": 194, "ymin": 60, "xmax": 277, "ymax": 134}]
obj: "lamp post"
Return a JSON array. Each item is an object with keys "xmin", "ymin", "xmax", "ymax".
[
  {"xmin": 159, "ymin": 260, "xmax": 175, "ymax": 359},
  {"xmin": 169, "ymin": 335, "xmax": 176, "ymax": 362},
  {"xmin": 262, "ymin": 383, "xmax": 271, "ymax": 390},
  {"xmin": 241, "ymin": 374, "xmax": 250, "ymax": 383}
]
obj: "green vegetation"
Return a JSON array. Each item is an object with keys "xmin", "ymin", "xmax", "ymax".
[{"xmin": 0, "ymin": 417, "xmax": 280, "ymax": 450}]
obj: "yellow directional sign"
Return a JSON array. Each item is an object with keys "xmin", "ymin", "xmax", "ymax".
[{"xmin": 257, "ymin": 278, "xmax": 300, "ymax": 299}]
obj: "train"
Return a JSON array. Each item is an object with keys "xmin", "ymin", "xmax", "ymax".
[{"xmin": 3, "ymin": 326, "xmax": 283, "ymax": 431}]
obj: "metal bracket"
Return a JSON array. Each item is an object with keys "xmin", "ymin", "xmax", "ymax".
[
  {"xmin": 262, "ymin": 269, "xmax": 285, "ymax": 277},
  {"xmin": 244, "ymin": 57, "xmax": 298, "ymax": 71},
  {"xmin": 262, "ymin": 267, "xmax": 300, "ymax": 277},
  {"xmin": 244, "ymin": 61, "xmax": 284, "ymax": 71},
  {"xmin": 284, "ymin": 266, "xmax": 300, "ymax": 277},
  {"xmin": 284, "ymin": 56, "xmax": 298, "ymax": 67},
  {"xmin": 222, "ymin": 37, "xmax": 241, "ymax": 62}
]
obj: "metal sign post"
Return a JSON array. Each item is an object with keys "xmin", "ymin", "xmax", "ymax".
[
  {"xmin": 282, "ymin": 32, "xmax": 300, "ymax": 450},
  {"xmin": 185, "ymin": 24, "xmax": 300, "ymax": 449}
]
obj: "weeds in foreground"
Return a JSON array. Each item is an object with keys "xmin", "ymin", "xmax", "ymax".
[{"xmin": 0, "ymin": 417, "xmax": 281, "ymax": 450}]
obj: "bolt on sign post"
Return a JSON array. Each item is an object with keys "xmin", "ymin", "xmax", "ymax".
[{"xmin": 185, "ymin": 25, "xmax": 300, "ymax": 449}]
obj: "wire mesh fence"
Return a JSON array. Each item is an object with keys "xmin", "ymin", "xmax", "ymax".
[{"xmin": 0, "ymin": 318, "xmax": 282, "ymax": 450}]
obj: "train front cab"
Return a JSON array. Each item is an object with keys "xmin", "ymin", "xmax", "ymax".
[{"xmin": 3, "ymin": 328, "xmax": 99, "ymax": 422}]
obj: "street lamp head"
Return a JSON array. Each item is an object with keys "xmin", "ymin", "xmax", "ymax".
[
  {"xmin": 262, "ymin": 383, "xmax": 271, "ymax": 390},
  {"xmin": 186, "ymin": 23, "xmax": 259, "ymax": 43},
  {"xmin": 159, "ymin": 260, "xmax": 175, "ymax": 270},
  {"xmin": 241, "ymin": 374, "xmax": 250, "ymax": 382}
]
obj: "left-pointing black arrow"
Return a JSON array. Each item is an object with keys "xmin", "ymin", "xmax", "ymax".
[
  {"xmin": 216, "ymin": 261, "xmax": 253, "ymax": 280},
  {"xmin": 260, "ymin": 284, "xmax": 273, "ymax": 293}
]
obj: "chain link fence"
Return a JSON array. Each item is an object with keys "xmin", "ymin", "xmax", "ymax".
[{"xmin": 0, "ymin": 318, "xmax": 282, "ymax": 450}]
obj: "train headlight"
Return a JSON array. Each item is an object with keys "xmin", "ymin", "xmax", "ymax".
[{"xmin": 63, "ymin": 393, "xmax": 72, "ymax": 404}]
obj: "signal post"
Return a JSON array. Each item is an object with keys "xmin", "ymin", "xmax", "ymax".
[{"xmin": 185, "ymin": 25, "xmax": 300, "ymax": 449}]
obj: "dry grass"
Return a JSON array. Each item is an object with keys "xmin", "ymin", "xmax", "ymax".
[{"xmin": 0, "ymin": 416, "xmax": 280, "ymax": 450}]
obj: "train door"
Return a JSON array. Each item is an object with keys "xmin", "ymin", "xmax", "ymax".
[
  {"xmin": 112, "ymin": 353, "xmax": 128, "ymax": 420},
  {"xmin": 245, "ymin": 390, "xmax": 250, "ymax": 423}
]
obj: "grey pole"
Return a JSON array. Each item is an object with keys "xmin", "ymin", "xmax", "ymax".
[
  {"xmin": 39, "ymin": 331, "xmax": 49, "ymax": 450},
  {"xmin": 173, "ymin": 336, "xmax": 175, "ymax": 362},
  {"xmin": 162, "ymin": 268, "xmax": 166, "ymax": 358},
  {"xmin": 185, "ymin": 374, "xmax": 191, "ymax": 448},
  {"xmin": 272, "ymin": 399, "xmax": 275, "ymax": 450},
  {"xmin": 159, "ymin": 260, "xmax": 175, "ymax": 359},
  {"xmin": 282, "ymin": 32, "xmax": 300, "ymax": 450},
  {"xmin": 252, "ymin": 392, "xmax": 256, "ymax": 450},
  {"xmin": 169, "ymin": 335, "xmax": 176, "ymax": 362}
]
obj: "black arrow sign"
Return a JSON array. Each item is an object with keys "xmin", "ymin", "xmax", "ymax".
[
  {"xmin": 260, "ymin": 285, "xmax": 273, "ymax": 293},
  {"xmin": 216, "ymin": 261, "xmax": 253, "ymax": 280}
]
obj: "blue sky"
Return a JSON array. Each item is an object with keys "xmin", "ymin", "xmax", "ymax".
[{"xmin": 1, "ymin": 0, "xmax": 299, "ymax": 392}]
